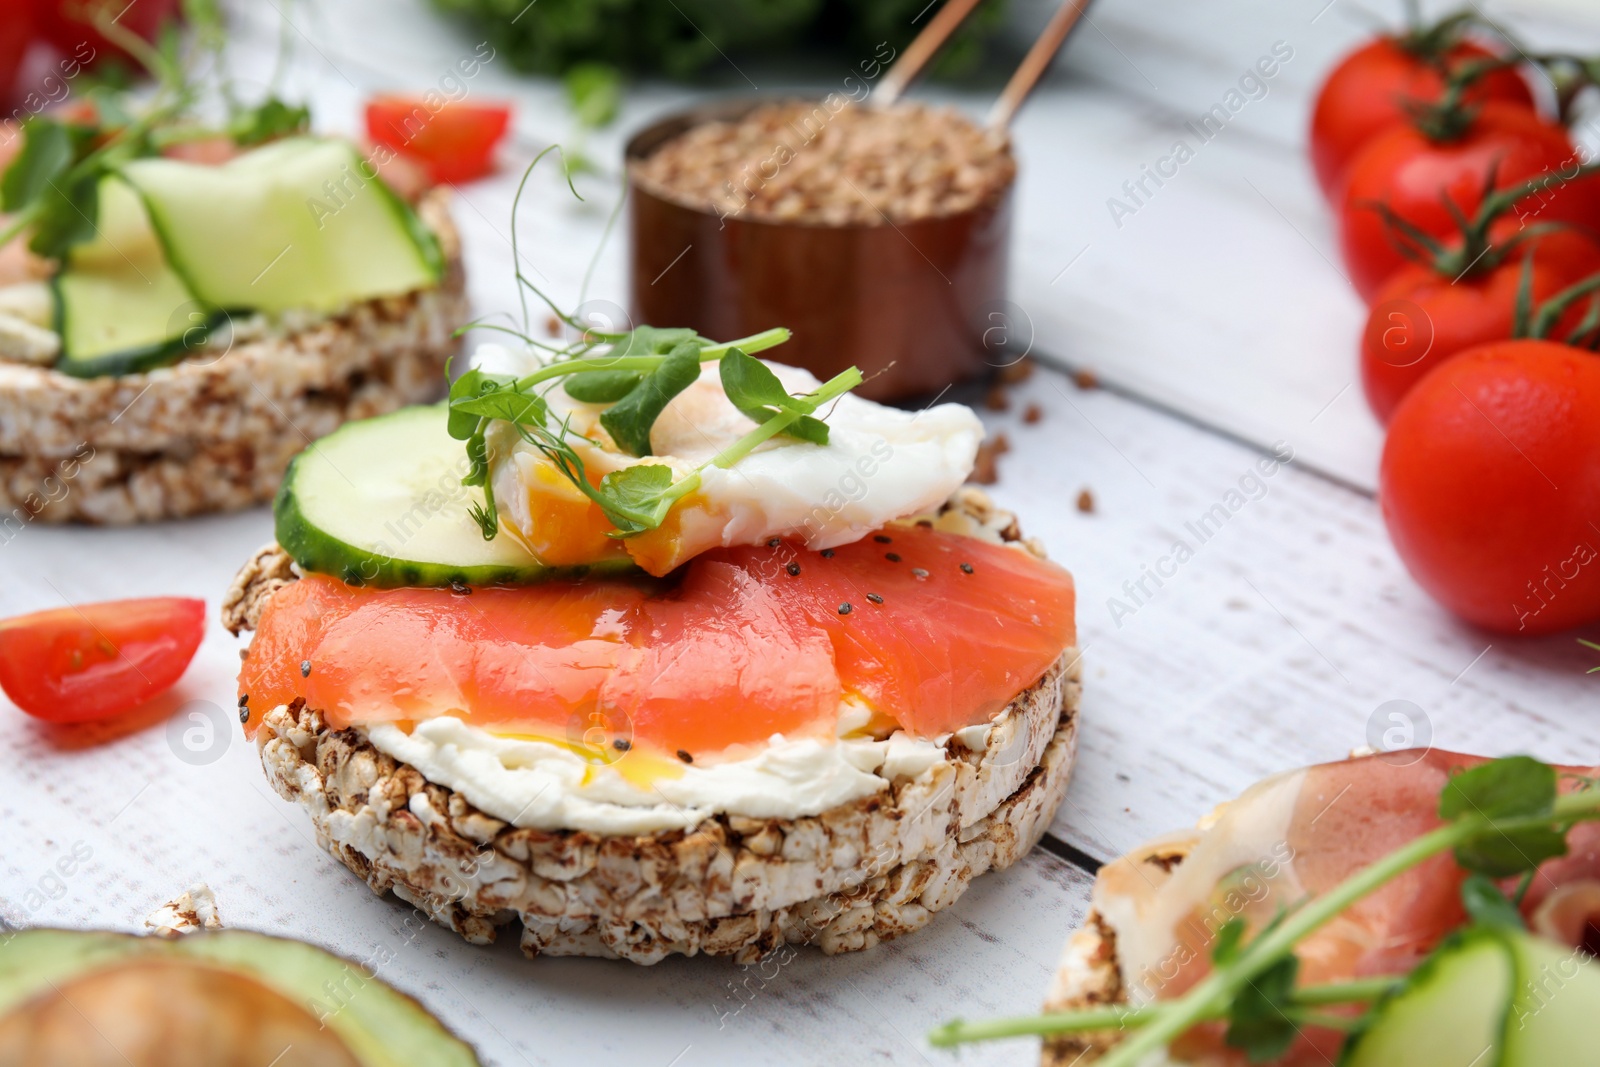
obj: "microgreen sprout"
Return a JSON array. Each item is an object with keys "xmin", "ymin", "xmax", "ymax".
[
  {"xmin": 929, "ymin": 756, "xmax": 1600, "ymax": 1063},
  {"xmin": 447, "ymin": 151, "xmax": 861, "ymax": 543}
]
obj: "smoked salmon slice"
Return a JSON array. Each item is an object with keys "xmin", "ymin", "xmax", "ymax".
[{"xmin": 239, "ymin": 525, "xmax": 1076, "ymax": 758}]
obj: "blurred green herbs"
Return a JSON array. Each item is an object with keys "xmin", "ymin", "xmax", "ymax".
[{"xmin": 428, "ymin": 0, "xmax": 1009, "ymax": 86}]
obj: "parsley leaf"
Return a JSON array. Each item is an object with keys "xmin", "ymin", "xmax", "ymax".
[
  {"xmin": 599, "ymin": 340, "xmax": 703, "ymax": 457},
  {"xmin": 719, "ymin": 346, "xmax": 830, "ymax": 446}
]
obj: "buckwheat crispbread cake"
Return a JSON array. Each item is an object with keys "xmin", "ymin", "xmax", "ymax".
[
  {"xmin": 223, "ymin": 490, "xmax": 1081, "ymax": 964},
  {"xmin": 0, "ymin": 191, "xmax": 467, "ymax": 525},
  {"xmin": 1039, "ymin": 837, "xmax": 1201, "ymax": 1066}
]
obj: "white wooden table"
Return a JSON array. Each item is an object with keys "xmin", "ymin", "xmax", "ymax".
[{"xmin": 5, "ymin": 1, "xmax": 1600, "ymax": 1064}]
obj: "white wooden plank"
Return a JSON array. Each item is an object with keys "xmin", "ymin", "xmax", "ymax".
[{"xmin": 965, "ymin": 366, "xmax": 1600, "ymax": 859}]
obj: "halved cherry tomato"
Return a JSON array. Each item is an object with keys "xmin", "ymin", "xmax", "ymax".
[
  {"xmin": 0, "ymin": 597, "xmax": 206, "ymax": 722},
  {"xmin": 1381, "ymin": 341, "xmax": 1600, "ymax": 634},
  {"xmin": 1362, "ymin": 227, "xmax": 1600, "ymax": 422},
  {"xmin": 1339, "ymin": 103, "xmax": 1599, "ymax": 300},
  {"xmin": 365, "ymin": 96, "xmax": 512, "ymax": 185},
  {"xmin": 1311, "ymin": 37, "xmax": 1534, "ymax": 200}
]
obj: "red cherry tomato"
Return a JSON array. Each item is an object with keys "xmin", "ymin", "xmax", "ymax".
[
  {"xmin": 1362, "ymin": 228, "xmax": 1600, "ymax": 422},
  {"xmin": 365, "ymin": 96, "xmax": 512, "ymax": 186},
  {"xmin": 1311, "ymin": 38, "xmax": 1534, "ymax": 200},
  {"xmin": 0, "ymin": 0, "xmax": 32, "ymax": 110},
  {"xmin": 1381, "ymin": 341, "xmax": 1600, "ymax": 634},
  {"xmin": 0, "ymin": 597, "xmax": 206, "ymax": 722},
  {"xmin": 1339, "ymin": 103, "xmax": 1599, "ymax": 301},
  {"xmin": 35, "ymin": 0, "xmax": 182, "ymax": 69}
]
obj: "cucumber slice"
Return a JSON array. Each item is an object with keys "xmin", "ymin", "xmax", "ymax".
[
  {"xmin": 1344, "ymin": 928, "xmax": 1600, "ymax": 1067},
  {"xmin": 120, "ymin": 137, "xmax": 441, "ymax": 315},
  {"xmin": 1502, "ymin": 928, "xmax": 1600, "ymax": 1065},
  {"xmin": 276, "ymin": 403, "xmax": 638, "ymax": 587},
  {"xmin": 1343, "ymin": 932, "xmax": 1510, "ymax": 1067},
  {"xmin": 53, "ymin": 177, "xmax": 219, "ymax": 377}
]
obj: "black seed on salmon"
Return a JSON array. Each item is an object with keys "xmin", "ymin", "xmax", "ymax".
[
  {"xmin": 767, "ymin": 537, "xmax": 781, "ymax": 547},
  {"xmin": 916, "ymin": 518, "xmax": 934, "ymax": 528},
  {"xmin": 885, "ymin": 553, "xmax": 901, "ymax": 562},
  {"xmin": 786, "ymin": 562, "xmax": 801, "ymax": 576},
  {"xmin": 821, "ymin": 549, "xmax": 834, "ymax": 558},
  {"xmin": 677, "ymin": 749, "xmax": 694, "ymax": 764},
  {"xmin": 838, "ymin": 602, "xmax": 853, "ymax": 615},
  {"xmin": 613, "ymin": 739, "xmax": 631, "ymax": 752},
  {"xmin": 238, "ymin": 705, "xmax": 249, "ymax": 724},
  {"xmin": 912, "ymin": 568, "xmax": 929, "ymax": 579},
  {"xmin": 960, "ymin": 562, "xmax": 975, "ymax": 574},
  {"xmin": 874, "ymin": 534, "xmax": 892, "ymax": 543},
  {"xmin": 866, "ymin": 593, "xmax": 884, "ymax": 604},
  {"xmin": 300, "ymin": 660, "xmax": 312, "ymax": 677},
  {"xmin": 450, "ymin": 580, "xmax": 472, "ymax": 595},
  {"xmin": 237, "ymin": 693, "xmax": 249, "ymax": 706}
]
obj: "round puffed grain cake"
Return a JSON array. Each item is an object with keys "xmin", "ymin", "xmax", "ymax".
[
  {"xmin": 222, "ymin": 491, "xmax": 1081, "ymax": 965},
  {"xmin": 0, "ymin": 191, "xmax": 468, "ymax": 525},
  {"xmin": 1039, "ymin": 838, "xmax": 1199, "ymax": 1066}
]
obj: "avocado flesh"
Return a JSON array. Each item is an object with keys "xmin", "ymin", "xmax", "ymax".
[{"xmin": 0, "ymin": 929, "xmax": 479, "ymax": 1067}]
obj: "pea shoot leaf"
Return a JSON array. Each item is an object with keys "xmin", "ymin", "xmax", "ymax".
[
  {"xmin": 1441, "ymin": 757, "xmax": 1567, "ymax": 878},
  {"xmin": 27, "ymin": 171, "xmax": 102, "ymax": 259},
  {"xmin": 1, "ymin": 121, "xmax": 75, "ymax": 212},
  {"xmin": 611, "ymin": 325, "xmax": 697, "ymax": 357},
  {"xmin": 1460, "ymin": 874, "xmax": 1524, "ymax": 930},
  {"xmin": 1440, "ymin": 757, "xmax": 1557, "ymax": 821},
  {"xmin": 1212, "ymin": 917, "xmax": 1247, "ymax": 966},
  {"xmin": 592, "ymin": 464, "xmax": 685, "ymax": 536},
  {"xmin": 564, "ymin": 369, "xmax": 643, "ymax": 403},
  {"xmin": 447, "ymin": 368, "xmax": 517, "ymax": 440},
  {"xmin": 564, "ymin": 62, "xmax": 622, "ymax": 130},
  {"xmin": 1223, "ymin": 955, "xmax": 1300, "ymax": 1064},
  {"xmin": 600, "ymin": 340, "xmax": 702, "ymax": 457},
  {"xmin": 719, "ymin": 346, "xmax": 830, "ymax": 446},
  {"xmin": 229, "ymin": 97, "xmax": 311, "ymax": 146},
  {"xmin": 449, "ymin": 389, "xmax": 549, "ymax": 428}
]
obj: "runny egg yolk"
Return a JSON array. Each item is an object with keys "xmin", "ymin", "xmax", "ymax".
[
  {"xmin": 507, "ymin": 454, "xmax": 625, "ymax": 567},
  {"xmin": 507, "ymin": 453, "xmax": 728, "ymax": 576},
  {"xmin": 491, "ymin": 727, "xmax": 688, "ymax": 789}
]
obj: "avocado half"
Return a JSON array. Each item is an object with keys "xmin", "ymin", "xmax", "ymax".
[{"xmin": 0, "ymin": 929, "xmax": 480, "ymax": 1067}]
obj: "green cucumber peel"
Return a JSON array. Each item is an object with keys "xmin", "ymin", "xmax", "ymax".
[{"xmin": 929, "ymin": 756, "xmax": 1600, "ymax": 1062}]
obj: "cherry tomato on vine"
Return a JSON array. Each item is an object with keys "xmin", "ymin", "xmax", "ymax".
[
  {"xmin": 1311, "ymin": 37, "xmax": 1534, "ymax": 200},
  {"xmin": 0, "ymin": 597, "xmax": 206, "ymax": 722},
  {"xmin": 1340, "ymin": 103, "xmax": 1599, "ymax": 300},
  {"xmin": 1381, "ymin": 341, "xmax": 1600, "ymax": 634},
  {"xmin": 1362, "ymin": 228, "xmax": 1600, "ymax": 422}
]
